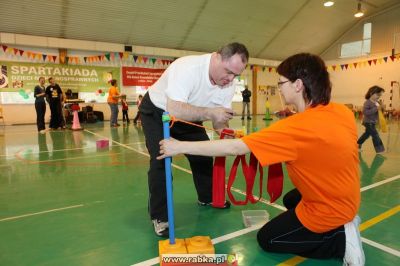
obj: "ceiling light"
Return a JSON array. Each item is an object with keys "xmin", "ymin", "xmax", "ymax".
[
  {"xmin": 354, "ymin": 1, "xmax": 364, "ymax": 17},
  {"xmin": 323, "ymin": 1, "xmax": 335, "ymax": 7}
]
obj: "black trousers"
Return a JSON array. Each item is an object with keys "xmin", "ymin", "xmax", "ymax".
[
  {"xmin": 140, "ymin": 93, "xmax": 213, "ymax": 221},
  {"xmin": 257, "ymin": 189, "xmax": 346, "ymax": 260},
  {"xmin": 49, "ymin": 101, "xmax": 63, "ymax": 129},
  {"xmin": 357, "ymin": 122, "xmax": 385, "ymax": 152},
  {"xmin": 122, "ymin": 110, "xmax": 130, "ymax": 122},
  {"xmin": 35, "ymin": 101, "xmax": 46, "ymax": 131}
]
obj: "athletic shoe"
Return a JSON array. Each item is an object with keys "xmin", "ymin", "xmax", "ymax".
[
  {"xmin": 343, "ymin": 215, "xmax": 365, "ymax": 266},
  {"xmin": 198, "ymin": 200, "xmax": 231, "ymax": 209},
  {"xmin": 152, "ymin": 219, "xmax": 169, "ymax": 237}
]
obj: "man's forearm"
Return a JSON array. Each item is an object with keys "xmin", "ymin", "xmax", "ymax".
[{"xmin": 167, "ymin": 98, "xmax": 211, "ymax": 121}]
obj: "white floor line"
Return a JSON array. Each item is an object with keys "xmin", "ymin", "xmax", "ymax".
[
  {"xmin": 0, "ymin": 204, "xmax": 84, "ymax": 222},
  {"xmin": 361, "ymin": 237, "xmax": 400, "ymax": 257},
  {"xmin": 361, "ymin": 175, "xmax": 400, "ymax": 192}
]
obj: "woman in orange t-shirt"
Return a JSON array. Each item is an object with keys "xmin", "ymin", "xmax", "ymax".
[
  {"xmin": 157, "ymin": 54, "xmax": 364, "ymax": 265},
  {"xmin": 107, "ymin": 79, "xmax": 122, "ymax": 127}
]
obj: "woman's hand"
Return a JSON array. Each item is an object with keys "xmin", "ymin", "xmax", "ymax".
[{"xmin": 157, "ymin": 138, "xmax": 182, "ymax": 160}]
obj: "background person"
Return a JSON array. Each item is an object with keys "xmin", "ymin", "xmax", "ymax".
[
  {"xmin": 241, "ymin": 85, "xmax": 252, "ymax": 120},
  {"xmin": 45, "ymin": 77, "xmax": 64, "ymax": 130},
  {"xmin": 357, "ymin": 86, "xmax": 385, "ymax": 153},
  {"xmin": 34, "ymin": 76, "xmax": 47, "ymax": 133}
]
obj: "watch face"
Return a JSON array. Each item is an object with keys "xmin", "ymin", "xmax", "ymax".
[{"xmin": 0, "ymin": 66, "xmax": 8, "ymax": 88}]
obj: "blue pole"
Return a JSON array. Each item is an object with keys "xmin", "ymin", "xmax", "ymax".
[{"xmin": 162, "ymin": 112, "xmax": 175, "ymax": 244}]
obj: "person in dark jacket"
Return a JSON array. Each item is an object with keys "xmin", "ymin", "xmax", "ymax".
[{"xmin": 241, "ymin": 86, "xmax": 251, "ymax": 120}]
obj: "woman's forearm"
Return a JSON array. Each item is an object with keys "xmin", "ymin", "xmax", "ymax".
[{"xmin": 178, "ymin": 138, "xmax": 250, "ymax": 157}]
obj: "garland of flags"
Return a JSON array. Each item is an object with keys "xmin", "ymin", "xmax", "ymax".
[
  {"xmin": 1, "ymin": 44, "xmax": 399, "ymax": 72},
  {"xmin": 0, "ymin": 44, "xmax": 175, "ymax": 67}
]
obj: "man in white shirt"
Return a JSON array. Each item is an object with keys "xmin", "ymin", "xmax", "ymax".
[{"xmin": 139, "ymin": 42, "xmax": 249, "ymax": 237}]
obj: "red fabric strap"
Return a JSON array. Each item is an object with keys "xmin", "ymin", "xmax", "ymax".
[{"xmin": 212, "ymin": 129, "xmax": 284, "ymax": 205}]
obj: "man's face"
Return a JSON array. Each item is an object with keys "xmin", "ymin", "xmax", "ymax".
[{"xmin": 213, "ymin": 53, "xmax": 246, "ymax": 87}]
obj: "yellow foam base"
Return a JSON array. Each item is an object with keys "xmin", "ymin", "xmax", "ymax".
[
  {"xmin": 185, "ymin": 236, "xmax": 215, "ymax": 254},
  {"xmin": 159, "ymin": 238, "xmax": 187, "ymax": 265}
]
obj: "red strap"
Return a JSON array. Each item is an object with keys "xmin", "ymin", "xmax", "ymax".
[
  {"xmin": 267, "ymin": 163, "xmax": 284, "ymax": 203},
  {"xmin": 212, "ymin": 129, "xmax": 235, "ymax": 208},
  {"xmin": 212, "ymin": 128, "xmax": 284, "ymax": 206}
]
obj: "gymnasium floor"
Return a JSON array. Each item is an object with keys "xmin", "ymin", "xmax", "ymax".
[{"xmin": 0, "ymin": 116, "xmax": 399, "ymax": 266}]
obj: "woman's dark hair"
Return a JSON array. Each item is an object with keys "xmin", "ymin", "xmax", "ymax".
[
  {"xmin": 218, "ymin": 42, "xmax": 249, "ymax": 63},
  {"xmin": 277, "ymin": 53, "xmax": 331, "ymax": 107},
  {"xmin": 110, "ymin": 79, "xmax": 117, "ymax": 86},
  {"xmin": 365, "ymin": 85, "xmax": 384, "ymax": 100}
]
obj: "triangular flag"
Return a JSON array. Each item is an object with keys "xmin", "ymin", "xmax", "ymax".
[
  {"xmin": 133, "ymin": 55, "xmax": 138, "ymax": 62},
  {"xmin": 118, "ymin": 52, "xmax": 123, "ymax": 59},
  {"xmin": 105, "ymin": 53, "xmax": 110, "ymax": 61},
  {"xmin": 341, "ymin": 64, "xmax": 345, "ymax": 70},
  {"xmin": 367, "ymin": 60, "xmax": 372, "ymax": 66},
  {"xmin": 19, "ymin": 49, "xmax": 24, "ymax": 56},
  {"xmin": 332, "ymin": 65, "xmax": 337, "ymax": 71},
  {"xmin": 151, "ymin": 58, "xmax": 156, "ymax": 64},
  {"xmin": 84, "ymin": 57, "xmax": 87, "ymax": 63},
  {"xmin": 373, "ymin": 59, "xmax": 377, "ymax": 65},
  {"xmin": 378, "ymin": 58, "xmax": 383, "ymax": 64},
  {"xmin": 353, "ymin": 63, "xmax": 358, "ymax": 68},
  {"xmin": 383, "ymin": 57, "xmax": 388, "ymax": 62},
  {"xmin": 143, "ymin": 57, "xmax": 148, "ymax": 63},
  {"xmin": 13, "ymin": 48, "xmax": 18, "ymax": 55},
  {"xmin": 390, "ymin": 56, "xmax": 395, "ymax": 62},
  {"xmin": 344, "ymin": 64, "xmax": 349, "ymax": 69},
  {"xmin": 43, "ymin": 54, "xmax": 47, "ymax": 61},
  {"xmin": 65, "ymin": 56, "xmax": 69, "ymax": 64},
  {"xmin": 1, "ymin": 45, "xmax": 7, "ymax": 52}
]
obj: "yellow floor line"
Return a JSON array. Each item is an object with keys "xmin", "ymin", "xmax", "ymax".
[{"xmin": 277, "ymin": 205, "xmax": 400, "ymax": 266}]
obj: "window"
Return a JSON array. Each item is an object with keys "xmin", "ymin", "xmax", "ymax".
[{"xmin": 340, "ymin": 23, "xmax": 371, "ymax": 58}]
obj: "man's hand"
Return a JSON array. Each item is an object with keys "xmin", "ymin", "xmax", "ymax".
[
  {"xmin": 157, "ymin": 138, "xmax": 181, "ymax": 160},
  {"xmin": 209, "ymin": 107, "xmax": 234, "ymax": 127}
]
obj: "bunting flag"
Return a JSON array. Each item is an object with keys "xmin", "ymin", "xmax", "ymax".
[
  {"xmin": 151, "ymin": 58, "xmax": 156, "ymax": 64},
  {"xmin": 2, "ymin": 45, "xmax": 7, "ymax": 52},
  {"xmin": 118, "ymin": 52, "xmax": 123, "ymax": 59},
  {"xmin": 42, "ymin": 54, "xmax": 47, "ymax": 61},
  {"xmin": 105, "ymin": 53, "xmax": 110, "ymax": 61}
]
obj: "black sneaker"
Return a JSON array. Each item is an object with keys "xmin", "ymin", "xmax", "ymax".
[
  {"xmin": 152, "ymin": 219, "xmax": 169, "ymax": 237},
  {"xmin": 198, "ymin": 200, "xmax": 231, "ymax": 209}
]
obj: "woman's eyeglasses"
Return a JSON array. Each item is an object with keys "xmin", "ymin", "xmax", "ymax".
[{"xmin": 277, "ymin": 80, "xmax": 289, "ymax": 87}]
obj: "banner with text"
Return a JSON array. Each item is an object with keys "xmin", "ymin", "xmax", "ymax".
[
  {"xmin": 122, "ymin": 66, "xmax": 164, "ymax": 87},
  {"xmin": 0, "ymin": 61, "xmax": 120, "ymax": 92}
]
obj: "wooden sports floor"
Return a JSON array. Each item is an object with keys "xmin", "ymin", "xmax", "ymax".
[{"xmin": 0, "ymin": 116, "xmax": 399, "ymax": 266}]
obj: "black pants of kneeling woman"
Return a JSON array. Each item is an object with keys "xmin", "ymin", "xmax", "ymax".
[{"xmin": 257, "ymin": 189, "xmax": 345, "ymax": 260}]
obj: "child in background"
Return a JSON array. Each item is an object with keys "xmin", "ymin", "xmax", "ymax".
[
  {"xmin": 357, "ymin": 86, "xmax": 385, "ymax": 153},
  {"xmin": 121, "ymin": 95, "xmax": 130, "ymax": 124},
  {"xmin": 133, "ymin": 95, "xmax": 143, "ymax": 125}
]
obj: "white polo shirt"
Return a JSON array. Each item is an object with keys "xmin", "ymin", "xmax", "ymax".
[{"xmin": 148, "ymin": 54, "xmax": 235, "ymax": 111}]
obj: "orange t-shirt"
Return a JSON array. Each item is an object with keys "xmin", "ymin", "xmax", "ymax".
[
  {"xmin": 107, "ymin": 86, "xmax": 120, "ymax": 104},
  {"xmin": 242, "ymin": 103, "xmax": 360, "ymax": 233}
]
